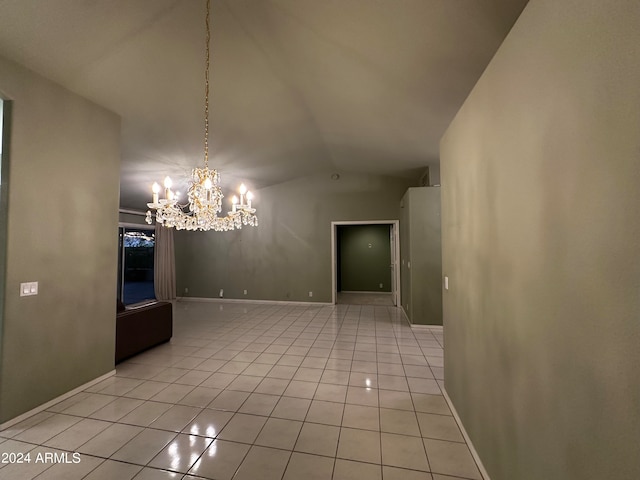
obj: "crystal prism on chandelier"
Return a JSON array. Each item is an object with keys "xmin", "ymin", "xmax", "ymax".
[
  {"xmin": 145, "ymin": 171, "xmax": 257, "ymax": 232},
  {"xmin": 145, "ymin": 0, "xmax": 258, "ymax": 232}
]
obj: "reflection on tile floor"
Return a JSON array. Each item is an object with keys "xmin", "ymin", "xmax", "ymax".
[{"xmin": 0, "ymin": 301, "xmax": 482, "ymax": 480}]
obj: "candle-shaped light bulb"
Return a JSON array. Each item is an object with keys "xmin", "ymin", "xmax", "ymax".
[
  {"xmin": 152, "ymin": 182, "xmax": 160, "ymax": 204},
  {"xmin": 239, "ymin": 183, "xmax": 247, "ymax": 207},
  {"xmin": 204, "ymin": 177, "xmax": 212, "ymax": 190},
  {"xmin": 163, "ymin": 176, "xmax": 173, "ymax": 201},
  {"xmin": 246, "ymin": 190, "xmax": 253, "ymax": 208},
  {"xmin": 232, "ymin": 195, "xmax": 238, "ymax": 213}
]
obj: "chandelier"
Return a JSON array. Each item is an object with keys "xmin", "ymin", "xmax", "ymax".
[{"xmin": 145, "ymin": 0, "xmax": 257, "ymax": 232}]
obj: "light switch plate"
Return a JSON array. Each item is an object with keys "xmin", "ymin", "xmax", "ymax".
[
  {"xmin": 20, "ymin": 281, "xmax": 38, "ymax": 296},
  {"xmin": 444, "ymin": 276, "xmax": 449, "ymax": 290}
]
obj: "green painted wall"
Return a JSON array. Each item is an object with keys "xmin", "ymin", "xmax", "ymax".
[
  {"xmin": 175, "ymin": 172, "xmax": 412, "ymax": 303},
  {"xmin": 338, "ymin": 225, "xmax": 391, "ymax": 292},
  {"xmin": 0, "ymin": 56, "xmax": 121, "ymax": 423},
  {"xmin": 440, "ymin": 1, "xmax": 640, "ymax": 478},
  {"xmin": 400, "ymin": 187, "xmax": 442, "ymax": 325}
]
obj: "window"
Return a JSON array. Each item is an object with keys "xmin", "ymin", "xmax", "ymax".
[{"xmin": 118, "ymin": 226, "xmax": 155, "ymax": 305}]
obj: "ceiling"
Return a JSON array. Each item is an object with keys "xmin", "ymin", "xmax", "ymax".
[{"xmin": 0, "ymin": 0, "xmax": 528, "ymax": 209}]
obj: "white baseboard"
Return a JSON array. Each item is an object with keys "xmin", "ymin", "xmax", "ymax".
[
  {"xmin": 442, "ymin": 387, "xmax": 492, "ymax": 480},
  {"xmin": 401, "ymin": 305, "xmax": 443, "ymax": 330},
  {"xmin": 411, "ymin": 324, "xmax": 443, "ymax": 331},
  {"xmin": 0, "ymin": 370, "xmax": 116, "ymax": 431},
  {"xmin": 339, "ymin": 291, "xmax": 392, "ymax": 295},
  {"xmin": 176, "ymin": 296, "xmax": 334, "ymax": 306}
]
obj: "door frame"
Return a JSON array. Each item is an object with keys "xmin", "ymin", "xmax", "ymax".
[{"xmin": 331, "ymin": 220, "xmax": 400, "ymax": 306}]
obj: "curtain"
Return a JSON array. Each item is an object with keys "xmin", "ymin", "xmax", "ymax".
[{"xmin": 154, "ymin": 223, "xmax": 176, "ymax": 301}]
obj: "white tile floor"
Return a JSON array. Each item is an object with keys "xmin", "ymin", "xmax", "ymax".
[{"xmin": 0, "ymin": 301, "xmax": 482, "ymax": 480}]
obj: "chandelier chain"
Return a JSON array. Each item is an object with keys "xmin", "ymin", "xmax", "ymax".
[{"xmin": 204, "ymin": 0, "xmax": 211, "ymax": 168}]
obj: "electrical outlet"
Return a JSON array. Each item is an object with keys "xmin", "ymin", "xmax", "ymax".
[
  {"xmin": 379, "ymin": 283, "xmax": 383, "ymax": 289},
  {"xmin": 243, "ymin": 289, "xmax": 247, "ymax": 295},
  {"xmin": 219, "ymin": 289, "xmax": 224, "ymax": 298},
  {"xmin": 308, "ymin": 291, "xmax": 313, "ymax": 297},
  {"xmin": 184, "ymin": 287, "xmax": 189, "ymax": 294}
]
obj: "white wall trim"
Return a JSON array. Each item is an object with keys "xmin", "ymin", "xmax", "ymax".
[
  {"xmin": 410, "ymin": 324, "xmax": 443, "ymax": 331},
  {"xmin": 0, "ymin": 370, "xmax": 116, "ymax": 431},
  {"xmin": 177, "ymin": 297, "xmax": 334, "ymax": 306},
  {"xmin": 339, "ymin": 291, "xmax": 393, "ymax": 295},
  {"xmin": 442, "ymin": 387, "xmax": 492, "ymax": 480},
  {"xmin": 118, "ymin": 222, "xmax": 154, "ymax": 230},
  {"xmin": 331, "ymin": 220, "xmax": 400, "ymax": 306}
]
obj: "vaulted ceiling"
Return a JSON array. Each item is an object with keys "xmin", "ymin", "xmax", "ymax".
[{"xmin": 0, "ymin": 0, "xmax": 528, "ymax": 209}]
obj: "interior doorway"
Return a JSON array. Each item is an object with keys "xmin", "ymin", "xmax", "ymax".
[{"xmin": 331, "ymin": 221, "xmax": 400, "ymax": 305}]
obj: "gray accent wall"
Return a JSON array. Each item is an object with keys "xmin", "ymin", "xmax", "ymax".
[
  {"xmin": 440, "ymin": 1, "xmax": 640, "ymax": 479},
  {"xmin": 0, "ymin": 56, "xmax": 121, "ymax": 423},
  {"xmin": 338, "ymin": 225, "xmax": 391, "ymax": 293},
  {"xmin": 400, "ymin": 187, "xmax": 442, "ymax": 325},
  {"xmin": 175, "ymin": 173, "xmax": 412, "ymax": 303}
]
